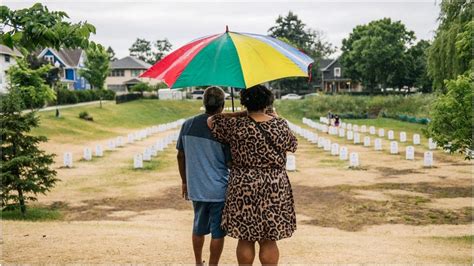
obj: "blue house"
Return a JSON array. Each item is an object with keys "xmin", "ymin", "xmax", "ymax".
[{"xmin": 38, "ymin": 48, "xmax": 90, "ymax": 90}]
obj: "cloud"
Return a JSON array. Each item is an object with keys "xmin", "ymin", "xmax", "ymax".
[{"xmin": 4, "ymin": 1, "xmax": 440, "ymax": 60}]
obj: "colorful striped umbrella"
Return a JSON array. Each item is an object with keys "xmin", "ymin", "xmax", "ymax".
[{"xmin": 140, "ymin": 28, "xmax": 314, "ymax": 89}]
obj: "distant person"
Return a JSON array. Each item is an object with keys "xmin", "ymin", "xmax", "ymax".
[
  {"xmin": 327, "ymin": 110, "xmax": 333, "ymax": 126},
  {"xmin": 177, "ymin": 87, "xmax": 231, "ymax": 266},
  {"xmin": 207, "ymin": 85, "xmax": 298, "ymax": 265},
  {"xmin": 334, "ymin": 114, "xmax": 340, "ymax": 127}
]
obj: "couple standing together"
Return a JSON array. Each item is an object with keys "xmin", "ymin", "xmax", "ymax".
[{"xmin": 176, "ymin": 85, "xmax": 298, "ymax": 265}]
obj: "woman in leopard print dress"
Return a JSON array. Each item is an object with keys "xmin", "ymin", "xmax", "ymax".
[{"xmin": 207, "ymin": 85, "xmax": 297, "ymax": 265}]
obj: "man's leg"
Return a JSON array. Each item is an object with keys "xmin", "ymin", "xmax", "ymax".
[
  {"xmin": 192, "ymin": 234, "xmax": 205, "ymax": 265},
  {"xmin": 237, "ymin": 239, "xmax": 256, "ymax": 265},
  {"xmin": 209, "ymin": 237, "xmax": 224, "ymax": 265}
]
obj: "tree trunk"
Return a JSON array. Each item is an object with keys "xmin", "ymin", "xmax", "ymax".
[{"xmin": 17, "ymin": 187, "xmax": 26, "ymax": 216}]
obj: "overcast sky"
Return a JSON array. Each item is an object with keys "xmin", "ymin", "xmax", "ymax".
[{"xmin": 4, "ymin": 0, "xmax": 441, "ymax": 58}]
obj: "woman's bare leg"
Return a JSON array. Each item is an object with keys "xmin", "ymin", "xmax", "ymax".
[
  {"xmin": 237, "ymin": 239, "xmax": 256, "ymax": 265},
  {"xmin": 258, "ymin": 239, "xmax": 279, "ymax": 265}
]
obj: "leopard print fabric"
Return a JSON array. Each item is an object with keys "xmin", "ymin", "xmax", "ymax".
[{"xmin": 210, "ymin": 114, "xmax": 298, "ymax": 241}]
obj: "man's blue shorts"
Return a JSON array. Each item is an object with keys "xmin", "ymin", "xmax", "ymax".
[{"xmin": 192, "ymin": 201, "xmax": 226, "ymax": 239}]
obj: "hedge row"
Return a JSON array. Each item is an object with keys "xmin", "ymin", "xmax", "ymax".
[
  {"xmin": 115, "ymin": 93, "xmax": 143, "ymax": 104},
  {"xmin": 381, "ymin": 112, "xmax": 430, "ymax": 124},
  {"xmin": 56, "ymin": 88, "xmax": 115, "ymax": 105}
]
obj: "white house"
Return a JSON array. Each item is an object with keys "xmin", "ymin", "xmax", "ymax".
[
  {"xmin": 0, "ymin": 45, "xmax": 23, "ymax": 94},
  {"xmin": 106, "ymin": 56, "xmax": 160, "ymax": 92}
]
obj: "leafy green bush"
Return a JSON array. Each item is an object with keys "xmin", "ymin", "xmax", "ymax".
[
  {"xmin": 55, "ymin": 88, "xmax": 115, "ymax": 105},
  {"xmin": 78, "ymin": 111, "xmax": 93, "ymax": 121}
]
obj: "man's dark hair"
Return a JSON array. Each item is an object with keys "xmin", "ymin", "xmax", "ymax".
[
  {"xmin": 203, "ymin": 86, "xmax": 225, "ymax": 113},
  {"xmin": 240, "ymin": 85, "xmax": 274, "ymax": 112}
]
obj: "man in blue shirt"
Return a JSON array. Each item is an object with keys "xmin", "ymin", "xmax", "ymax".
[{"xmin": 177, "ymin": 87, "xmax": 230, "ymax": 265}]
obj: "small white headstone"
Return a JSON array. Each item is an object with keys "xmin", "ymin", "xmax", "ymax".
[
  {"xmin": 116, "ymin": 136, "xmax": 124, "ymax": 147},
  {"xmin": 369, "ymin": 126, "xmax": 376, "ymax": 135},
  {"xmin": 378, "ymin": 128, "xmax": 385, "ymax": 137},
  {"xmin": 128, "ymin": 133, "xmax": 134, "ymax": 144},
  {"xmin": 324, "ymin": 139, "xmax": 332, "ymax": 151},
  {"xmin": 133, "ymin": 154, "xmax": 143, "ymax": 169},
  {"xmin": 322, "ymin": 125, "xmax": 328, "ymax": 133},
  {"xmin": 353, "ymin": 125, "xmax": 359, "ymax": 132},
  {"xmin": 286, "ymin": 154, "xmax": 296, "ymax": 171},
  {"xmin": 317, "ymin": 137, "xmax": 325, "ymax": 148},
  {"xmin": 353, "ymin": 133, "xmax": 361, "ymax": 144},
  {"xmin": 400, "ymin": 132, "xmax": 407, "ymax": 143},
  {"xmin": 347, "ymin": 131, "xmax": 354, "ymax": 140},
  {"xmin": 331, "ymin": 143, "xmax": 339, "ymax": 156},
  {"xmin": 413, "ymin": 134, "xmax": 421, "ymax": 145},
  {"xmin": 374, "ymin": 138, "xmax": 382, "ymax": 151},
  {"xmin": 95, "ymin": 144, "xmax": 103, "ymax": 157},
  {"xmin": 339, "ymin": 146, "xmax": 348, "ymax": 160},
  {"xmin": 388, "ymin": 130, "xmax": 395, "ymax": 140},
  {"xmin": 108, "ymin": 139, "xmax": 116, "ymax": 150},
  {"xmin": 63, "ymin": 152, "xmax": 73, "ymax": 168},
  {"xmin": 339, "ymin": 128, "xmax": 345, "ymax": 138},
  {"xmin": 428, "ymin": 138, "xmax": 437, "ymax": 150},
  {"xmin": 347, "ymin": 124, "xmax": 352, "ymax": 131},
  {"xmin": 143, "ymin": 148, "xmax": 152, "ymax": 161},
  {"xmin": 341, "ymin": 122, "xmax": 347, "ymax": 129},
  {"xmin": 349, "ymin": 152, "xmax": 360, "ymax": 167},
  {"xmin": 363, "ymin": 136, "xmax": 371, "ymax": 147},
  {"xmin": 83, "ymin": 147, "xmax": 92, "ymax": 161},
  {"xmin": 406, "ymin": 146, "xmax": 415, "ymax": 160},
  {"xmin": 151, "ymin": 145, "xmax": 158, "ymax": 156},
  {"xmin": 423, "ymin": 151, "xmax": 434, "ymax": 167},
  {"xmin": 390, "ymin": 141, "xmax": 399, "ymax": 154},
  {"xmin": 360, "ymin": 125, "xmax": 367, "ymax": 133}
]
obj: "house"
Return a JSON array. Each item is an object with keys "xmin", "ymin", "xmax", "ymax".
[
  {"xmin": 0, "ymin": 45, "xmax": 23, "ymax": 94},
  {"xmin": 105, "ymin": 56, "xmax": 160, "ymax": 92},
  {"xmin": 319, "ymin": 57, "xmax": 362, "ymax": 93},
  {"xmin": 37, "ymin": 48, "xmax": 90, "ymax": 90}
]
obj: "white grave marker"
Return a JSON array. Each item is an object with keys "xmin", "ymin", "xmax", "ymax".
[
  {"xmin": 349, "ymin": 152, "xmax": 360, "ymax": 167},
  {"xmin": 95, "ymin": 144, "xmax": 103, "ymax": 157},
  {"xmin": 364, "ymin": 136, "xmax": 371, "ymax": 147},
  {"xmin": 324, "ymin": 139, "xmax": 332, "ymax": 151},
  {"xmin": 108, "ymin": 139, "xmax": 116, "ymax": 150},
  {"xmin": 128, "ymin": 133, "xmax": 134, "ymax": 144},
  {"xmin": 339, "ymin": 128, "xmax": 345, "ymax": 138},
  {"xmin": 353, "ymin": 125, "xmax": 359, "ymax": 132},
  {"xmin": 423, "ymin": 151, "xmax": 434, "ymax": 167},
  {"xmin": 339, "ymin": 146, "xmax": 348, "ymax": 160},
  {"xmin": 413, "ymin": 134, "xmax": 421, "ymax": 145},
  {"xmin": 317, "ymin": 137, "xmax": 324, "ymax": 148},
  {"xmin": 116, "ymin": 136, "xmax": 124, "ymax": 147},
  {"xmin": 331, "ymin": 143, "xmax": 339, "ymax": 156},
  {"xmin": 369, "ymin": 126, "xmax": 376, "ymax": 135},
  {"xmin": 353, "ymin": 133, "xmax": 361, "ymax": 144},
  {"xmin": 133, "ymin": 154, "xmax": 143, "ymax": 169},
  {"xmin": 286, "ymin": 154, "xmax": 296, "ymax": 171},
  {"xmin": 341, "ymin": 122, "xmax": 347, "ymax": 129},
  {"xmin": 374, "ymin": 138, "xmax": 382, "ymax": 151},
  {"xmin": 400, "ymin": 132, "xmax": 407, "ymax": 143},
  {"xmin": 361, "ymin": 125, "xmax": 367, "ymax": 133},
  {"xmin": 63, "ymin": 152, "xmax": 73, "ymax": 168},
  {"xmin": 428, "ymin": 138, "xmax": 437, "ymax": 150},
  {"xmin": 83, "ymin": 147, "xmax": 92, "ymax": 161},
  {"xmin": 347, "ymin": 131, "xmax": 354, "ymax": 140},
  {"xmin": 347, "ymin": 124, "xmax": 352, "ymax": 131},
  {"xmin": 390, "ymin": 141, "xmax": 399, "ymax": 154},
  {"xmin": 378, "ymin": 128, "xmax": 385, "ymax": 137},
  {"xmin": 143, "ymin": 149, "xmax": 152, "ymax": 161},
  {"xmin": 388, "ymin": 130, "xmax": 395, "ymax": 140},
  {"xmin": 406, "ymin": 146, "xmax": 415, "ymax": 160}
]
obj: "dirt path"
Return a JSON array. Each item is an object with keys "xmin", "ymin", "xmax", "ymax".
[{"xmin": 2, "ymin": 118, "xmax": 473, "ymax": 264}]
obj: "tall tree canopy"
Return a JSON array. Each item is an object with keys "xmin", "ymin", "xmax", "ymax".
[
  {"xmin": 0, "ymin": 3, "xmax": 95, "ymax": 53},
  {"xmin": 79, "ymin": 44, "xmax": 110, "ymax": 90},
  {"xmin": 107, "ymin": 46, "xmax": 117, "ymax": 61},
  {"xmin": 129, "ymin": 38, "xmax": 172, "ymax": 65},
  {"xmin": 404, "ymin": 40, "xmax": 433, "ymax": 93},
  {"xmin": 427, "ymin": 0, "xmax": 472, "ymax": 91},
  {"xmin": 340, "ymin": 18, "xmax": 415, "ymax": 92}
]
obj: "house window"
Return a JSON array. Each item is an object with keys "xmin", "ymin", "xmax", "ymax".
[
  {"xmin": 5, "ymin": 55, "xmax": 10, "ymax": 63},
  {"xmin": 334, "ymin": 67, "xmax": 341, "ymax": 78},
  {"xmin": 109, "ymin": 70, "xmax": 125, "ymax": 77},
  {"xmin": 131, "ymin": 70, "xmax": 142, "ymax": 77},
  {"xmin": 45, "ymin": 55, "xmax": 54, "ymax": 64}
]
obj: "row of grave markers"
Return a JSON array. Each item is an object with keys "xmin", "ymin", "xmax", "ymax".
[
  {"xmin": 302, "ymin": 118, "xmax": 434, "ymax": 167},
  {"xmin": 63, "ymin": 119, "xmax": 186, "ymax": 168},
  {"xmin": 199, "ymin": 106, "xmax": 243, "ymax": 112},
  {"xmin": 286, "ymin": 121, "xmax": 361, "ymax": 170},
  {"xmin": 133, "ymin": 132, "xmax": 179, "ymax": 169}
]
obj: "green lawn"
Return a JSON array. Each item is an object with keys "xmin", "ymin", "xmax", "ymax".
[{"xmin": 32, "ymin": 100, "xmax": 203, "ymax": 143}]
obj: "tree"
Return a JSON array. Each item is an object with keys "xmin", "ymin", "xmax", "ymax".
[
  {"xmin": 129, "ymin": 38, "xmax": 153, "ymax": 64},
  {"xmin": 0, "ymin": 91, "xmax": 59, "ymax": 215},
  {"xmin": 268, "ymin": 11, "xmax": 334, "ymax": 94},
  {"xmin": 129, "ymin": 38, "xmax": 173, "ymax": 64},
  {"xmin": 427, "ymin": 0, "xmax": 472, "ymax": 91},
  {"xmin": 340, "ymin": 18, "xmax": 415, "ymax": 93},
  {"xmin": 404, "ymin": 40, "xmax": 433, "ymax": 93},
  {"xmin": 7, "ymin": 59, "xmax": 56, "ymax": 109},
  {"xmin": 426, "ymin": 74, "xmax": 473, "ymax": 158},
  {"xmin": 0, "ymin": 3, "xmax": 95, "ymax": 52},
  {"xmin": 130, "ymin": 82, "xmax": 153, "ymax": 96},
  {"xmin": 153, "ymin": 38, "xmax": 172, "ymax": 62},
  {"xmin": 79, "ymin": 44, "xmax": 110, "ymax": 90},
  {"xmin": 107, "ymin": 46, "xmax": 117, "ymax": 61}
]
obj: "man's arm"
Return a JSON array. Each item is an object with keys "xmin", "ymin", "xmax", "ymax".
[{"xmin": 177, "ymin": 150, "xmax": 188, "ymax": 200}]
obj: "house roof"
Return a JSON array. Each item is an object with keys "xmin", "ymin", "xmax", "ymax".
[
  {"xmin": 38, "ymin": 48, "xmax": 83, "ymax": 67},
  {"xmin": 0, "ymin": 45, "xmax": 23, "ymax": 57},
  {"xmin": 319, "ymin": 58, "xmax": 339, "ymax": 71},
  {"xmin": 110, "ymin": 56, "xmax": 152, "ymax": 70},
  {"xmin": 124, "ymin": 78, "xmax": 142, "ymax": 85}
]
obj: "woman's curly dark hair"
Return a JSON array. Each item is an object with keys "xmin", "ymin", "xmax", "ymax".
[{"xmin": 240, "ymin": 85, "xmax": 274, "ymax": 112}]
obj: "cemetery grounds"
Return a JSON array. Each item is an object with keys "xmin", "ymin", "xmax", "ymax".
[{"xmin": 2, "ymin": 100, "xmax": 473, "ymax": 264}]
